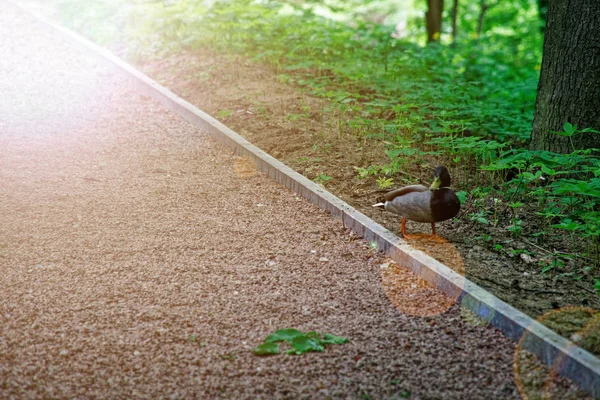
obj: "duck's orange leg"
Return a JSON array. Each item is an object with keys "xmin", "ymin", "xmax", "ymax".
[
  {"xmin": 401, "ymin": 218, "xmax": 419, "ymax": 240},
  {"xmin": 429, "ymin": 223, "xmax": 447, "ymax": 243},
  {"xmin": 402, "ymin": 220, "xmax": 446, "ymax": 243}
]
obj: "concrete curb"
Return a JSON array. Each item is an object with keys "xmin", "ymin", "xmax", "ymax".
[{"xmin": 14, "ymin": 2, "xmax": 600, "ymax": 396}]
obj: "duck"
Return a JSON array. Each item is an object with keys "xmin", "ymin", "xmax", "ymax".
[{"xmin": 372, "ymin": 166, "xmax": 460, "ymax": 240}]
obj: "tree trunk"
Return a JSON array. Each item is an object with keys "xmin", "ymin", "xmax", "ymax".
[
  {"xmin": 530, "ymin": 0, "xmax": 600, "ymax": 152},
  {"xmin": 451, "ymin": 0, "xmax": 458, "ymax": 43},
  {"xmin": 425, "ymin": 0, "xmax": 444, "ymax": 43},
  {"xmin": 476, "ymin": 0, "xmax": 489, "ymax": 38}
]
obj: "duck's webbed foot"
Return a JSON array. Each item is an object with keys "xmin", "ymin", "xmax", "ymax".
[
  {"xmin": 428, "ymin": 223, "xmax": 447, "ymax": 243},
  {"xmin": 401, "ymin": 221, "xmax": 447, "ymax": 243}
]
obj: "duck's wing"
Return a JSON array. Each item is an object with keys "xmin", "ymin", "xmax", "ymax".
[
  {"xmin": 386, "ymin": 190, "xmax": 434, "ymax": 222},
  {"xmin": 384, "ymin": 185, "xmax": 429, "ymax": 202}
]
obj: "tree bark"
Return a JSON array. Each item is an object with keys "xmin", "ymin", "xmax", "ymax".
[
  {"xmin": 425, "ymin": 0, "xmax": 444, "ymax": 43},
  {"xmin": 451, "ymin": 0, "xmax": 458, "ymax": 43},
  {"xmin": 476, "ymin": 0, "xmax": 489, "ymax": 38},
  {"xmin": 530, "ymin": 0, "xmax": 600, "ymax": 152}
]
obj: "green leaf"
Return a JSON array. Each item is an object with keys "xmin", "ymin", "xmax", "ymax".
[
  {"xmin": 540, "ymin": 165, "xmax": 557, "ymax": 176},
  {"xmin": 475, "ymin": 216, "xmax": 489, "ymax": 225},
  {"xmin": 314, "ymin": 174, "xmax": 333, "ymax": 184},
  {"xmin": 264, "ymin": 328, "xmax": 304, "ymax": 343},
  {"xmin": 580, "ymin": 128, "xmax": 600, "ymax": 134},
  {"xmin": 286, "ymin": 336, "xmax": 325, "ymax": 355},
  {"xmin": 304, "ymin": 331, "xmax": 322, "ymax": 340},
  {"xmin": 385, "ymin": 148, "xmax": 417, "ymax": 160},
  {"xmin": 322, "ymin": 333, "xmax": 349, "ymax": 345},
  {"xmin": 541, "ymin": 264, "xmax": 554, "ymax": 274},
  {"xmin": 255, "ymin": 329, "xmax": 349, "ymax": 356},
  {"xmin": 563, "ymin": 122, "xmax": 576, "ymax": 136},
  {"xmin": 253, "ymin": 342, "xmax": 280, "ymax": 356},
  {"xmin": 455, "ymin": 190, "xmax": 468, "ymax": 204},
  {"xmin": 551, "ymin": 219, "xmax": 582, "ymax": 231}
]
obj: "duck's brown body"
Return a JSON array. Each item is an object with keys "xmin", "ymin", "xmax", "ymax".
[{"xmin": 383, "ymin": 185, "xmax": 435, "ymax": 222}]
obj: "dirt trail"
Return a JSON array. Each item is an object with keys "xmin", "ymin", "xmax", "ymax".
[{"xmin": 0, "ymin": 3, "xmax": 586, "ymax": 399}]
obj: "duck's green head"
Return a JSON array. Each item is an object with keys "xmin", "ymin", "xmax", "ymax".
[{"xmin": 429, "ymin": 166, "xmax": 451, "ymax": 190}]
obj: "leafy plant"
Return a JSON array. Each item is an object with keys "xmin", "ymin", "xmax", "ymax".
[
  {"xmin": 506, "ymin": 219, "xmax": 523, "ymax": 237},
  {"xmin": 355, "ymin": 165, "xmax": 379, "ymax": 179},
  {"xmin": 469, "ymin": 211, "xmax": 490, "ymax": 225},
  {"xmin": 455, "ymin": 190, "xmax": 468, "ymax": 204},
  {"xmin": 252, "ymin": 328, "xmax": 349, "ymax": 356},
  {"xmin": 218, "ymin": 109, "xmax": 233, "ymax": 119},
  {"xmin": 314, "ymin": 174, "xmax": 333, "ymax": 185},
  {"xmin": 376, "ymin": 176, "xmax": 394, "ymax": 190}
]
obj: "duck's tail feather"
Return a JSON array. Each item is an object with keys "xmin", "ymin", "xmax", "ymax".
[{"xmin": 372, "ymin": 202, "xmax": 385, "ymax": 208}]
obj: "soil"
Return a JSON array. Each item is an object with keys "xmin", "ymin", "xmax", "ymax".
[{"xmin": 130, "ymin": 49, "xmax": 600, "ymax": 322}]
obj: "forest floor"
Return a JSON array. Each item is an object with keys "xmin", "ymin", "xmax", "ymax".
[{"xmin": 133, "ymin": 49, "xmax": 600, "ymax": 323}]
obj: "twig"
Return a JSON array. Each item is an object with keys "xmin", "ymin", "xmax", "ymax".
[
  {"xmin": 520, "ymin": 237, "xmax": 553, "ymax": 255},
  {"xmin": 397, "ymin": 169, "xmax": 421, "ymax": 182},
  {"xmin": 521, "ymin": 237, "xmax": 596, "ymax": 262}
]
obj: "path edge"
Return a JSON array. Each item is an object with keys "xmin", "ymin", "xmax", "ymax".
[{"xmin": 12, "ymin": 2, "xmax": 600, "ymax": 396}]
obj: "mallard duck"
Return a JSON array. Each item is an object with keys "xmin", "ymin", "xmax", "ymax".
[{"xmin": 372, "ymin": 166, "xmax": 460, "ymax": 240}]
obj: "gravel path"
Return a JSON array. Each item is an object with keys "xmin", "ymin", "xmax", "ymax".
[{"xmin": 0, "ymin": 4, "xmax": 527, "ymax": 399}]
